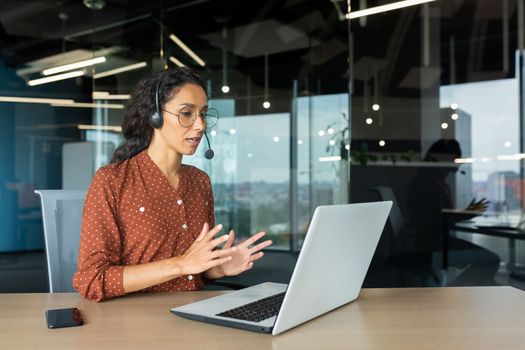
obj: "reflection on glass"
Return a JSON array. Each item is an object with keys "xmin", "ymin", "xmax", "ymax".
[{"xmin": 440, "ymin": 78, "xmax": 520, "ymax": 213}]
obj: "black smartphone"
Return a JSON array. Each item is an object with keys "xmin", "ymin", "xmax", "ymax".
[{"xmin": 45, "ymin": 308, "xmax": 84, "ymax": 329}]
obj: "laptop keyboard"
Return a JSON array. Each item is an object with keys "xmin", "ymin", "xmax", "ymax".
[{"xmin": 216, "ymin": 292, "xmax": 286, "ymax": 323}]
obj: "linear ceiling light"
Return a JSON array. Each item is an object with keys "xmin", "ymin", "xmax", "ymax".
[
  {"xmin": 319, "ymin": 156, "xmax": 342, "ymax": 162},
  {"xmin": 28, "ymin": 70, "xmax": 85, "ymax": 86},
  {"xmin": 169, "ymin": 56, "xmax": 185, "ymax": 67},
  {"xmin": 42, "ymin": 56, "xmax": 106, "ymax": 76},
  {"xmin": 0, "ymin": 96, "xmax": 75, "ymax": 104},
  {"xmin": 169, "ymin": 34, "xmax": 206, "ymax": 67},
  {"xmin": 496, "ymin": 154, "xmax": 525, "ymax": 161},
  {"xmin": 346, "ymin": 0, "xmax": 436, "ymax": 19},
  {"xmin": 92, "ymin": 91, "xmax": 131, "ymax": 100},
  {"xmin": 93, "ymin": 61, "xmax": 147, "ymax": 79},
  {"xmin": 454, "ymin": 158, "xmax": 475, "ymax": 164},
  {"xmin": 51, "ymin": 102, "xmax": 125, "ymax": 109},
  {"xmin": 78, "ymin": 124, "xmax": 123, "ymax": 132}
]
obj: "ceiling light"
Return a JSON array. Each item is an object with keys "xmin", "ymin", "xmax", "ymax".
[
  {"xmin": 169, "ymin": 56, "xmax": 185, "ymax": 68},
  {"xmin": 28, "ymin": 70, "xmax": 84, "ymax": 86},
  {"xmin": 52, "ymin": 102, "xmax": 124, "ymax": 109},
  {"xmin": 451, "ymin": 103, "xmax": 458, "ymax": 110},
  {"xmin": 93, "ymin": 61, "xmax": 147, "ymax": 79},
  {"xmin": 451, "ymin": 113, "xmax": 459, "ymax": 120},
  {"xmin": 210, "ymin": 130, "xmax": 217, "ymax": 136},
  {"xmin": 454, "ymin": 158, "xmax": 474, "ymax": 164},
  {"xmin": 169, "ymin": 34, "xmax": 206, "ymax": 67},
  {"xmin": 92, "ymin": 91, "xmax": 130, "ymax": 100},
  {"xmin": 379, "ymin": 140, "xmax": 386, "ymax": 147},
  {"xmin": 372, "ymin": 104, "xmax": 380, "ymax": 111},
  {"xmin": 441, "ymin": 122, "xmax": 448, "ymax": 129},
  {"xmin": 346, "ymin": 0, "xmax": 436, "ymax": 19},
  {"xmin": 42, "ymin": 56, "xmax": 106, "ymax": 76},
  {"xmin": 298, "ymin": 139, "xmax": 304, "ymax": 145},
  {"xmin": 78, "ymin": 124, "xmax": 122, "ymax": 132},
  {"xmin": 329, "ymin": 140, "xmax": 336, "ymax": 146},
  {"xmin": 95, "ymin": 94, "xmax": 130, "ymax": 100},
  {"xmin": 273, "ymin": 136, "xmax": 280, "ymax": 142},
  {"xmin": 0, "ymin": 96, "xmax": 74, "ymax": 104},
  {"xmin": 221, "ymin": 27, "xmax": 229, "ymax": 96},
  {"xmin": 263, "ymin": 54, "xmax": 271, "ymax": 110},
  {"xmin": 366, "ymin": 118, "xmax": 373, "ymax": 125},
  {"xmin": 229, "ymin": 128, "xmax": 236, "ymax": 135},
  {"xmin": 319, "ymin": 156, "xmax": 342, "ymax": 162},
  {"xmin": 327, "ymin": 128, "xmax": 334, "ymax": 134},
  {"xmin": 504, "ymin": 141, "xmax": 512, "ymax": 148},
  {"xmin": 318, "ymin": 130, "xmax": 325, "ymax": 136},
  {"xmin": 83, "ymin": 0, "xmax": 106, "ymax": 10},
  {"xmin": 345, "ymin": 144, "xmax": 350, "ymax": 150},
  {"xmin": 497, "ymin": 154, "xmax": 525, "ymax": 161}
]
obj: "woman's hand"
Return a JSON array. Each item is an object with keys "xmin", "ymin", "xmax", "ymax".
[
  {"xmin": 210, "ymin": 230, "xmax": 273, "ymax": 278},
  {"xmin": 177, "ymin": 223, "xmax": 237, "ymax": 275},
  {"xmin": 466, "ymin": 197, "xmax": 490, "ymax": 213}
]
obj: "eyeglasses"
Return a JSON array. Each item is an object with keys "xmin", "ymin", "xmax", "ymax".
[{"xmin": 162, "ymin": 106, "xmax": 219, "ymax": 129}]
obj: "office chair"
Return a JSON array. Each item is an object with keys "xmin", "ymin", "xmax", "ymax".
[
  {"xmin": 36, "ymin": 189, "xmax": 245, "ymax": 292},
  {"xmin": 371, "ymin": 187, "xmax": 415, "ymax": 252},
  {"xmin": 370, "ymin": 186, "xmax": 441, "ymax": 286},
  {"xmin": 35, "ymin": 190, "xmax": 86, "ymax": 293}
]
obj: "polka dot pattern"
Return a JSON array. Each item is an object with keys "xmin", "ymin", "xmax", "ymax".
[{"xmin": 72, "ymin": 150, "xmax": 215, "ymax": 302}]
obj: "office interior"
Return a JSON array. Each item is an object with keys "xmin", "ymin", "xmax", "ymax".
[{"xmin": 0, "ymin": 0, "xmax": 524, "ymax": 293}]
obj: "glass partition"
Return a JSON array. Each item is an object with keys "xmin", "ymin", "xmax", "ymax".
[{"xmin": 2, "ymin": 0, "xmax": 525, "ymax": 291}]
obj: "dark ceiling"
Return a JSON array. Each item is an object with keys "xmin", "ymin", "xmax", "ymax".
[{"xmin": 0, "ymin": 0, "xmax": 520, "ymax": 99}]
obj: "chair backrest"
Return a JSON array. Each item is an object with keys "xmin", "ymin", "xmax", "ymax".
[
  {"xmin": 370, "ymin": 186, "xmax": 406, "ymax": 238},
  {"xmin": 35, "ymin": 190, "xmax": 86, "ymax": 293}
]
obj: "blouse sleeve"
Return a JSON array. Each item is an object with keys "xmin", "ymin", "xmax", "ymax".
[
  {"xmin": 72, "ymin": 167, "xmax": 125, "ymax": 302},
  {"xmin": 199, "ymin": 172, "xmax": 217, "ymax": 287},
  {"xmin": 205, "ymin": 173, "xmax": 215, "ymax": 228}
]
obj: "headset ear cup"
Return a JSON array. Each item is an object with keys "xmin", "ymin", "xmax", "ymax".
[
  {"xmin": 149, "ymin": 111, "xmax": 163, "ymax": 128},
  {"xmin": 151, "ymin": 79, "xmax": 163, "ymax": 129}
]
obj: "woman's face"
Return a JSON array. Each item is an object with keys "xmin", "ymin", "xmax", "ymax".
[{"xmin": 155, "ymin": 83, "xmax": 208, "ymax": 156}]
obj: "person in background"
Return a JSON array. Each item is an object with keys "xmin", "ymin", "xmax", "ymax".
[
  {"xmin": 73, "ymin": 68, "xmax": 272, "ymax": 301},
  {"xmin": 407, "ymin": 139, "xmax": 499, "ymax": 286}
]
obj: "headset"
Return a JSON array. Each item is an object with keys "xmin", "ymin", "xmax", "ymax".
[{"xmin": 149, "ymin": 80, "xmax": 215, "ymax": 160}]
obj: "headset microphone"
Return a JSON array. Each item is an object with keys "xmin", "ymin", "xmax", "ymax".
[{"xmin": 203, "ymin": 132, "xmax": 215, "ymax": 160}]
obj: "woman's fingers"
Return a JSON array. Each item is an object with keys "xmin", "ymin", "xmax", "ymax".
[
  {"xmin": 248, "ymin": 239, "xmax": 273, "ymax": 254},
  {"xmin": 196, "ymin": 223, "xmax": 209, "ymax": 241},
  {"xmin": 207, "ymin": 256, "xmax": 233, "ymax": 270},
  {"xmin": 203, "ymin": 224, "xmax": 223, "ymax": 241},
  {"xmin": 241, "ymin": 262, "xmax": 254, "ymax": 272},
  {"xmin": 223, "ymin": 230, "xmax": 235, "ymax": 249},
  {"xmin": 249, "ymin": 252, "xmax": 264, "ymax": 262},
  {"xmin": 210, "ymin": 233, "xmax": 232, "ymax": 248},
  {"xmin": 240, "ymin": 231, "xmax": 266, "ymax": 248},
  {"xmin": 210, "ymin": 246, "xmax": 237, "ymax": 259}
]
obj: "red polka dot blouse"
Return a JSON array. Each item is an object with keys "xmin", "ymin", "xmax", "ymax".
[{"xmin": 73, "ymin": 150, "xmax": 215, "ymax": 302}]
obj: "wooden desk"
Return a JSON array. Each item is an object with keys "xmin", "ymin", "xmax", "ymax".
[{"xmin": 2, "ymin": 287, "xmax": 525, "ymax": 349}]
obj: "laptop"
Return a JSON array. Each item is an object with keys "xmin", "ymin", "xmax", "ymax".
[
  {"xmin": 468, "ymin": 212, "xmax": 524, "ymax": 231},
  {"xmin": 170, "ymin": 201, "xmax": 392, "ymax": 335}
]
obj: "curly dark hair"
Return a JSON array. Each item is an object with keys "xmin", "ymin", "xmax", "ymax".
[
  {"xmin": 424, "ymin": 139, "xmax": 462, "ymax": 161},
  {"xmin": 110, "ymin": 67, "xmax": 207, "ymax": 164}
]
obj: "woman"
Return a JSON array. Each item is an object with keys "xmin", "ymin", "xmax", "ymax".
[
  {"xmin": 73, "ymin": 68, "xmax": 272, "ymax": 301},
  {"xmin": 407, "ymin": 139, "xmax": 498, "ymax": 286}
]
